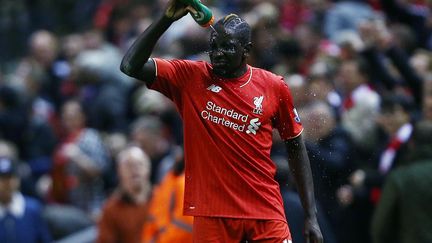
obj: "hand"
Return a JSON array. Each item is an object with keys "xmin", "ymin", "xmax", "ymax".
[
  {"xmin": 164, "ymin": 0, "xmax": 189, "ymax": 21},
  {"xmin": 349, "ymin": 169, "xmax": 365, "ymax": 188},
  {"xmin": 36, "ymin": 175, "xmax": 52, "ymax": 198},
  {"xmin": 304, "ymin": 216, "xmax": 323, "ymax": 243},
  {"xmin": 337, "ymin": 185, "xmax": 354, "ymax": 206}
]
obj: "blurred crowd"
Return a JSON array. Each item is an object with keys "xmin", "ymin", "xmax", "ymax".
[{"xmin": 0, "ymin": 0, "xmax": 432, "ymax": 242}]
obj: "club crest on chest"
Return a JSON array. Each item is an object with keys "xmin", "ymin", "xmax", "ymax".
[{"xmin": 253, "ymin": 95, "xmax": 264, "ymax": 115}]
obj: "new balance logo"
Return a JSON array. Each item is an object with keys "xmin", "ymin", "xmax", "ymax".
[
  {"xmin": 207, "ymin": 84, "xmax": 222, "ymax": 93},
  {"xmin": 246, "ymin": 118, "xmax": 261, "ymax": 135}
]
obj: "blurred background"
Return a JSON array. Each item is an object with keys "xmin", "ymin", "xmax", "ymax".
[{"xmin": 0, "ymin": 0, "xmax": 431, "ymax": 242}]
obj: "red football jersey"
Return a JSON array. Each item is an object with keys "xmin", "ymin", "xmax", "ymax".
[{"xmin": 150, "ymin": 58, "xmax": 303, "ymax": 221}]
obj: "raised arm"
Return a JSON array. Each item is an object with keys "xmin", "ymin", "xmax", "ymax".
[
  {"xmin": 120, "ymin": 0, "xmax": 188, "ymax": 84},
  {"xmin": 285, "ymin": 133, "xmax": 323, "ymax": 243}
]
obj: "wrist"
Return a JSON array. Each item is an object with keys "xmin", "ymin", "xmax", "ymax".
[
  {"xmin": 305, "ymin": 207, "xmax": 318, "ymax": 218},
  {"xmin": 159, "ymin": 14, "xmax": 175, "ymax": 26},
  {"xmin": 305, "ymin": 214, "xmax": 319, "ymax": 223}
]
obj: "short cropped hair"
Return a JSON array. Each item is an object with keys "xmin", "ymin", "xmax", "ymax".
[{"xmin": 214, "ymin": 14, "xmax": 251, "ymax": 46}]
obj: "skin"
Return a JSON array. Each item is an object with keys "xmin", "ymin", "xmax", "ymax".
[
  {"xmin": 29, "ymin": 30, "xmax": 58, "ymax": 68},
  {"xmin": 120, "ymin": 1, "xmax": 322, "ymax": 242},
  {"xmin": 117, "ymin": 147, "xmax": 151, "ymax": 204},
  {"xmin": 0, "ymin": 175, "xmax": 19, "ymax": 205},
  {"xmin": 61, "ymin": 100, "xmax": 85, "ymax": 133},
  {"xmin": 207, "ymin": 24, "xmax": 251, "ymax": 78}
]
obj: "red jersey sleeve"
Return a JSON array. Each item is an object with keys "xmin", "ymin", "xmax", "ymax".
[
  {"xmin": 273, "ymin": 78, "xmax": 303, "ymax": 140},
  {"xmin": 149, "ymin": 58, "xmax": 194, "ymax": 101}
]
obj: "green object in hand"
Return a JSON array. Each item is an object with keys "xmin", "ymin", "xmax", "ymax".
[{"xmin": 180, "ymin": 0, "xmax": 214, "ymax": 27}]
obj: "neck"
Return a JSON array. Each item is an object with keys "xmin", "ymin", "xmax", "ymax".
[
  {"xmin": 0, "ymin": 201, "xmax": 10, "ymax": 206},
  {"xmin": 0, "ymin": 197, "xmax": 12, "ymax": 206},
  {"xmin": 217, "ymin": 63, "xmax": 248, "ymax": 79},
  {"xmin": 232, "ymin": 64, "xmax": 248, "ymax": 78},
  {"xmin": 128, "ymin": 184, "xmax": 151, "ymax": 204}
]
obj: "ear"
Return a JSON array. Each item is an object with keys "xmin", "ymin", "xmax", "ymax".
[{"xmin": 243, "ymin": 42, "xmax": 252, "ymax": 57}]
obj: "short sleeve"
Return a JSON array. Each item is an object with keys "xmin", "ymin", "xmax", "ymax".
[
  {"xmin": 273, "ymin": 79, "xmax": 303, "ymax": 140},
  {"xmin": 149, "ymin": 58, "xmax": 193, "ymax": 101}
]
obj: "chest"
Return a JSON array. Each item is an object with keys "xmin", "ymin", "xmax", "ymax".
[
  {"xmin": 187, "ymin": 78, "xmax": 277, "ymax": 122},
  {"xmin": 180, "ymin": 75, "xmax": 280, "ymax": 138}
]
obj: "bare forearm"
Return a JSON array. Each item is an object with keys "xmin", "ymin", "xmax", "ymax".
[
  {"xmin": 120, "ymin": 15, "xmax": 173, "ymax": 78},
  {"xmin": 285, "ymin": 134, "xmax": 317, "ymax": 217}
]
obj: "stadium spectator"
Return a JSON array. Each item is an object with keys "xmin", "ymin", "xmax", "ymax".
[
  {"xmin": 72, "ymin": 35, "xmax": 130, "ymax": 133},
  {"xmin": 285, "ymin": 74, "xmax": 311, "ymax": 109},
  {"xmin": 142, "ymin": 148, "xmax": 193, "ymax": 243},
  {"xmin": 97, "ymin": 146, "xmax": 152, "ymax": 243},
  {"xmin": 336, "ymin": 94, "xmax": 416, "ymax": 243},
  {"xmin": 49, "ymin": 99, "xmax": 110, "ymax": 217},
  {"xmin": 379, "ymin": 0, "xmax": 432, "ymax": 50},
  {"xmin": 358, "ymin": 19, "xmax": 424, "ymax": 108},
  {"xmin": 338, "ymin": 57, "xmax": 381, "ymax": 156},
  {"xmin": 273, "ymin": 155, "xmax": 337, "ymax": 243},
  {"xmin": 0, "ymin": 156, "xmax": 51, "ymax": 243},
  {"xmin": 14, "ymin": 30, "xmax": 67, "ymax": 111},
  {"xmin": 324, "ymin": 0, "xmax": 375, "ymax": 42},
  {"xmin": 300, "ymin": 101, "xmax": 355, "ymax": 229},
  {"xmin": 292, "ymin": 23, "xmax": 326, "ymax": 75},
  {"xmin": 130, "ymin": 116, "xmax": 179, "ymax": 185},
  {"xmin": 371, "ymin": 120, "xmax": 432, "ymax": 243},
  {"xmin": 306, "ymin": 64, "xmax": 342, "ymax": 119}
]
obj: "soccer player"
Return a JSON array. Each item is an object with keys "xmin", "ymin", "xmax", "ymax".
[{"xmin": 120, "ymin": 0, "xmax": 323, "ymax": 242}]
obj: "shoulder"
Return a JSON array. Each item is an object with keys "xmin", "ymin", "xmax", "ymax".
[
  {"xmin": 189, "ymin": 59, "xmax": 210, "ymax": 67},
  {"xmin": 81, "ymin": 127, "xmax": 98, "ymax": 135},
  {"xmin": 100, "ymin": 193, "xmax": 125, "ymax": 218},
  {"xmin": 352, "ymin": 85, "xmax": 380, "ymax": 107},
  {"xmin": 77, "ymin": 129, "xmax": 104, "ymax": 147},
  {"xmin": 153, "ymin": 58, "xmax": 212, "ymax": 79},
  {"xmin": 191, "ymin": 60, "xmax": 212, "ymax": 74},
  {"xmin": 392, "ymin": 161, "xmax": 432, "ymax": 178},
  {"xmin": 183, "ymin": 59, "xmax": 212, "ymax": 74},
  {"xmin": 154, "ymin": 58, "xmax": 209, "ymax": 69},
  {"xmin": 103, "ymin": 191, "xmax": 124, "ymax": 209},
  {"xmin": 252, "ymin": 66, "xmax": 284, "ymax": 82},
  {"xmin": 386, "ymin": 161, "xmax": 432, "ymax": 190},
  {"xmin": 81, "ymin": 128, "xmax": 103, "ymax": 140},
  {"xmin": 24, "ymin": 196, "xmax": 43, "ymax": 214},
  {"xmin": 252, "ymin": 67, "xmax": 286, "ymax": 91}
]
